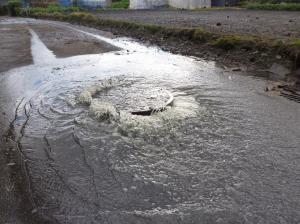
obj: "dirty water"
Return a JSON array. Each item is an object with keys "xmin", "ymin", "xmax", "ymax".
[{"xmin": 0, "ymin": 18, "xmax": 299, "ymax": 224}]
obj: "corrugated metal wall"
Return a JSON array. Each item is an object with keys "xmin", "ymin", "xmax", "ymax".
[
  {"xmin": 130, "ymin": 0, "xmax": 168, "ymax": 9},
  {"xmin": 130, "ymin": 0, "xmax": 211, "ymax": 9},
  {"xmin": 169, "ymin": 0, "xmax": 211, "ymax": 9}
]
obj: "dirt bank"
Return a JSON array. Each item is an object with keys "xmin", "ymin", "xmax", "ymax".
[
  {"xmin": 95, "ymin": 9, "xmax": 300, "ymax": 41},
  {"xmin": 93, "ymin": 9, "xmax": 300, "ymax": 71},
  {"xmin": 25, "ymin": 11, "xmax": 300, "ymax": 77}
]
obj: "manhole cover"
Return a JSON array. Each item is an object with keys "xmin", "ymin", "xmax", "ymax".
[{"xmin": 94, "ymin": 85, "xmax": 173, "ymax": 114}]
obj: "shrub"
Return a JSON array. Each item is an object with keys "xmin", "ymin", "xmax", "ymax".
[
  {"xmin": 20, "ymin": 5, "xmax": 81, "ymax": 16},
  {"xmin": 0, "ymin": 5, "xmax": 8, "ymax": 15},
  {"xmin": 292, "ymin": 40, "xmax": 300, "ymax": 48},
  {"xmin": 8, "ymin": 0, "xmax": 22, "ymax": 16},
  {"xmin": 109, "ymin": 0, "xmax": 129, "ymax": 9},
  {"xmin": 193, "ymin": 28, "xmax": 213, "ymax": 42},
  {"xmin": 213, "ymin": 36, "xmax": 256, "ymax": 50}
]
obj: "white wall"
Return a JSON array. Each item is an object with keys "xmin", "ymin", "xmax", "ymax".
[
  {"xmin": 130, "ymin": 0, "xmax": 168, "ymax": 9},
  {"xmin": 151, "ymin": 0, "xmax": 168, "ymax": 7},
  {"xmin": 169, "ymin": 0, "xmax": 211, "ymax": 9},
  {"xmin": 130, "ymin": 0, "xmax": 149, "ymax": 9},
  {"xmin": 130, "ymin": 0, "xmax": 211, "ymax": 9}
]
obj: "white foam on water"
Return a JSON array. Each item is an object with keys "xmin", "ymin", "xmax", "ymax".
[
  {"xmin": 78, "ymin": 77, "xmax": 125, "ymax": 105},
  {"xmin": 79, "ymin": 77, "xmax": 201, "ymax": 136},
  {"xmin": 118, "ymin": 95, "xmax": 201, "ymax": 137},
  {"xmin": 78, "ymin": 90, "xmax": 93, "ymax": 105},
  {"xmin": 89, "ymin": 99, "xmax": 119, "ymax": 122}
]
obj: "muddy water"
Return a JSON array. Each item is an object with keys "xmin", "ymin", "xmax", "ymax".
[{"xmin": 0, "ymin": 19, "xmax": 299, "ymax": 224}]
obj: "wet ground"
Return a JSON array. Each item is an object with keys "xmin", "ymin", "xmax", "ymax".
[
  {"xmin": 0, "ymin": 18, "xmax": 300, "ymax": 224},
  {"xmin": 95, "ymin": 9, "xmax": 300, "ymax": 40}
]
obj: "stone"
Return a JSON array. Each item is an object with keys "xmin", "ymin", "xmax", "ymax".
[{"xmin": 268, "ymin": 63, "xmax": 290, "ymax": 79}]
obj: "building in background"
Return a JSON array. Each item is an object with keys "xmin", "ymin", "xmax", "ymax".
[
  {"xmin": 76, "ymin": 0, "xmax": 111, "ymax": 8},
  {"xmin": 24, "ymin": 0, "xmax": 111, "ymax": 8},
  {"xmin": 130, "ymin": 0, "xmax": 211, "ymax": 9}
]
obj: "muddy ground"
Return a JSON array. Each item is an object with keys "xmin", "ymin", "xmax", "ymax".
[
  {"xmin": 32, "ymin": 24, "xmax": 119, "ymax": 58},
  {"xmin": 0, "ymin": 18, "xmax": 118, "ymax": 74},
  {"xmin": 96, "ymin": 9, "xmax": 300, "ymax": 40},
  {"xmin": 0, "ymin": 24, "xmax": 32, "ymax": 73},
  {"xmin": 0, "ymin": 19, "xmax": 119, "ymax": 224},
  {"xmin": 0, "ymin": 18, "xmax": 299, "ymax": 224}
]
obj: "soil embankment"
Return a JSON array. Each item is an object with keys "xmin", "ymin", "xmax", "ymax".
[
  {"xmin": 24, "ymin": 10, "xmax": 300, "ymax": 75},
  {"xmin": 95, "ymin": 9, "xmax": 300, "ymax": 40}
]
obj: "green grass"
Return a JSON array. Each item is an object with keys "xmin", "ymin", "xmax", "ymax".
[
  {"xmin": 193, "ymin": 28, "xmax": 213, "ymax": 42},
  {"xmin": 213, "ymin": 36, "xmax": 257, "ymax": 50},
  {"xmin": 108, "ymin": 0, "xmax": 129, "ymax": 9},
  {"xmin": 8, "ymin": 0, "xmax": 22, "ymax": 16},
  {"xmin": 245, "ymin": 3, "xmax": 300, "ymax": 11},
  {"xmin": 20, "ymin": 4, "xmax": 81, "ymax": 16},
  {"xmin": 293, "ymin": 40, "xmax": 300, "ymax": 48}
]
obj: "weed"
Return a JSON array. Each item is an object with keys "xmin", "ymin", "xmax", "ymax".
[
  {"xmin": 109, "ymin": 0, "xmax": 129, "ymax": 9},
  {"xmin": 245, "ymin": 3, "xmax": 300, "ymax": 11},
  {"xmin": 0, "ymin": 5, "xmax": 8, "ymax": 15},
  {"xmin": 192, "ymin": 28, "xmax": 212, "ymax": 42},
  {"xmin": 213, "ymin": 36, "xmax": 256, "ymax": 50},
  {"xmin": 8, "ymin": 0, "xmax": 21, "ymax": 16},
  {"xmin": 292, "ymin": 40, "xmax": 300, "ymax": 48}
]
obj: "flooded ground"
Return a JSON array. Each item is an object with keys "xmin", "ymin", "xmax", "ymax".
[{"xmin": 0, "ymin": 18, "xmax": 299, "ymax": 224}]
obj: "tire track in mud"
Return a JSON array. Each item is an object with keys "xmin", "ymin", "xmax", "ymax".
[
  {"xmin": 42, "ymin": 132, "xmax": 106, "ymax": 211},
  {"xmin": 4, "ymin": 98, "xmax": 59, "ymax": 223},
  {"xmin": 71, "ymin": 129, "xmax": 125, "ymax": 202},
  {"xmin": 71, "ymin": 130, "xmax": 102, "ymax": 202}
]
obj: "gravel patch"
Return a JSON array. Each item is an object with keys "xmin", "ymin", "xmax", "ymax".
[{"xmin": 95, "ymin": 9, "xmax": 300, "ymax": 40}]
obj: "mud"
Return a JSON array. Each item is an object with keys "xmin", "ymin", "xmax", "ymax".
[
  {"xmin": 0, "ymin": 24, "xmax": 32, "ymax": 73},
  {"xmin": 0, "ymin": 18, "xmax": 118, "ymax": 74},
  {"xmin": 0, "ymin": 18, "xmax": 300, "ymax": 224},
  {"xmin": 32, "ymin": 24, "xmax": 119, "ymax": 58}
]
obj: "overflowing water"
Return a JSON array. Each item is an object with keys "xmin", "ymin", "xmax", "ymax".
[{"xmin": 0, "ymin": 19, "xmax": 300, "ymax": 224}]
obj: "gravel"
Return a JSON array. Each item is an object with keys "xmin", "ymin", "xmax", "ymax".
[{"xmin": 95, "ymin": 9, "xmax": 300, "ymax": 40}]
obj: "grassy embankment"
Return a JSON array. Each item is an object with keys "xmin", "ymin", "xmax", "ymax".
[
  {"xmin": 245, "ymin": 2, "xmax": 300, "ymax": 11},
  {"xmin": 20, "ymin": 10, "xmax": 300, "ymax": 66}
]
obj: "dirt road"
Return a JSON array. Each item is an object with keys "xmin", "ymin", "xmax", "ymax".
[
  {"xmin": 0, "ymin": 18, "xmax": 300, "ymax": 224},
  {"xmin": 95, "ymin": 9, "xmax": 300, "ymax": 40}
]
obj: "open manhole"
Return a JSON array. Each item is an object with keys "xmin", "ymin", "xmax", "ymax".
[
  {"xmin": 95, "ymin": 86, "xmax": 173, "ymax": 116},
  {"xmin": 79, "ymin": 78, "xmax": 174, "ymax": 117}
]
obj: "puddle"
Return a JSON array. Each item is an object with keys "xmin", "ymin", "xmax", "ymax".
[{"xmin": 0, "ymin": 18, "xmax": 300, "ymax": 224}]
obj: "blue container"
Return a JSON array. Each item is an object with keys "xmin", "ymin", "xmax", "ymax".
[
  {"xmin": 59, "ymin": 0, "xmax": 73, "ymax": 7},
  {"xmin": 211, "ymin": 0, "xmax": 225, "ymax": 7},
  {"xmin": 77, "ymin": 0, "xmax": 106, "ymax": 9}
]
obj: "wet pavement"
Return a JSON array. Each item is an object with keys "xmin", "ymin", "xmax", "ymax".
[{"xmin": 0, "ymin": 18, "xmax": 300, "ymax": 224}]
